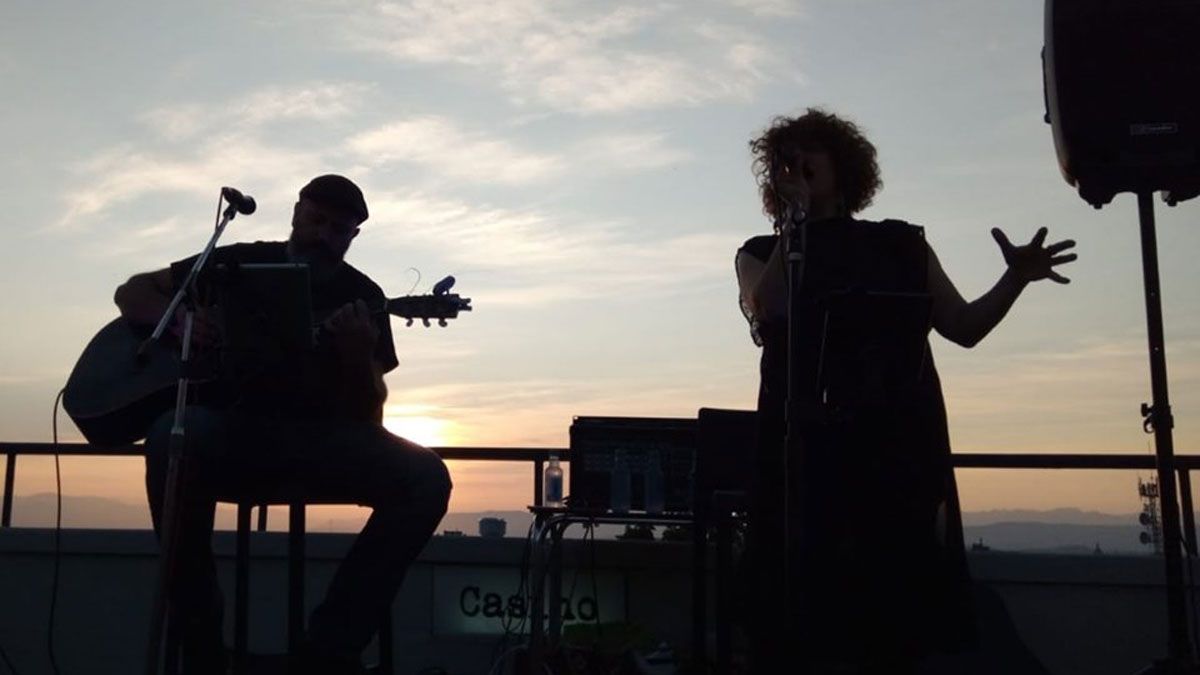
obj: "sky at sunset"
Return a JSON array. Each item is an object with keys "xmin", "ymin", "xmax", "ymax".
[{"xmin": 2, "ymin": 0, "xmax": 1200, "ymax": 530}]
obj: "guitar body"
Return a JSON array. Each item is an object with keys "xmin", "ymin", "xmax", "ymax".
[{"xmin": 63, "ymin": 319, "xmax": 208, "ymax": 446}]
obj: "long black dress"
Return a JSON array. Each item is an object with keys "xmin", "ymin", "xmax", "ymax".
[{"xmin": 738, "ymin": 217, "xmax": 976, "ymax": 666}]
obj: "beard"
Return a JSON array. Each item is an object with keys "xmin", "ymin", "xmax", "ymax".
[{"xmin": 286, "ymin": 237, "xmax": 342, "ymax": 285}]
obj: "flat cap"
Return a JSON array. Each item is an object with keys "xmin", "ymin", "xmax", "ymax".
[{"xmin": 299, "ymin": 174, "xmax": 369, "ymax": 223}]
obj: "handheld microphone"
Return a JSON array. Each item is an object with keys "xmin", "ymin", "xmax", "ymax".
[{"xmin": 221, "ymin": 186, "xmax": 257, "ymax": 215}]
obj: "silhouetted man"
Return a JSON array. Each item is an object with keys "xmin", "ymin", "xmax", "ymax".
[{"xmin": 115, "ymin": 174, "xmax": 452, "ymax": 675}]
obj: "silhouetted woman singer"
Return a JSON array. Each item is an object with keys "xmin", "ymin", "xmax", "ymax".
[{"xmin": 735, "ymin": 109, "xmax": 1077, "ymax": 674}]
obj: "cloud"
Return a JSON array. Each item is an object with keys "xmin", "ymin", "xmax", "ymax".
[
  {"xmin": 574, "ymin": 132, "xmax": 691, "ymax": 171},
  {"xmin": 349, "ymin": 114, "xmax": 690, "ymax": 183},
  {"xmin": 728, "ymin": 0, "xmax": 804, "ymax": 17},
  {"xmin": 54, "ymin": 130, "xmax": 707, "ymax": 302},
  {"xmin": 50, "ymin": 81, "xmax": 374, "ymax": 230},
  {"xmin": 59, "ymin": 101, "xmax": 691, "ymax": 232},
  {"xmin": 51, "ymin": 81, "xmax": 381, "ymax": 231},
  {"xmin": 339, "ymin": 0, "xmax": 788, "ymax": 113},
  {"xmin": 365, "ymin": 189, "xmax": 730, "ymax": 304},
  {"xmin": 58, "ymin": 82, "xmax": 364, "ymax": 225},
  {"xmin": 79, "ymin": 216, "xmax": 195, "ymax": 259},
  {"xmin": 347, "ymin": 116, "xmax": 565, "ymax": 184},
  {"xmin": 137, "ymin": 104, "xmax": 209, "ymax": 142},
  {"xmin": 138, "ymin": 82, "xmax": 373, "ymax": 141},
  {"xmin": 53, "ymin": 134, "xmax": 324, "ymax": 232}
]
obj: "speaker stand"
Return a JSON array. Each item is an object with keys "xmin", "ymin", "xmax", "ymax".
[{"xmin": 1133, "ymin": 191, "xmax": 1198, "ymax": 674}]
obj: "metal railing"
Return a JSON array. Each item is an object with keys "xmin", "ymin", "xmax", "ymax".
[
  {"xmin": 0, "ymin": 442, "xmax": 556, "ymax": 531},
  {"xmin": 2, "ymin": 442, "xmax": 1198, "ymax": 552}
]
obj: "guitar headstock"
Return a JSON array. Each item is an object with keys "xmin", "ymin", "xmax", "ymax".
[{"xmin": 385, "ymin": 293, "xmax": 472, "ymax": 327}]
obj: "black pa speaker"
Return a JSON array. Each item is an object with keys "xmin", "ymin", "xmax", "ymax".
[{"xmin": 1043, "ymin": 0, "xmax": 1200, "ymax": 207}]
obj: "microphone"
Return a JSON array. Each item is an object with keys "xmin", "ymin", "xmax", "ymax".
[
  {"xmin": 221, "ymin": 186, "xmax": 257, "ymax": 215},
  {"xmin": 770, "ymin": 152, "xmax": 807, "ymax": 230},
  {"xmin": 784, "ymin": 201, "xmax": 808, "ymax": 228},
  {"xmin": 776, "ymin": 197, "xmax": 808, "ymax": 238}
]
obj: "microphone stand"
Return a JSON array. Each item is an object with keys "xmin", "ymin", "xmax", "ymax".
[
  {"xmin": 781, "ymin": 203, "xmax": 810, "ymax": 661},
  {"xmin": 144, "ymin": 195, "xmax": 247, "ymax": 675}
]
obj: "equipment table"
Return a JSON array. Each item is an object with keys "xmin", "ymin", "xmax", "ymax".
[{"xmin": 525, "ymin": 506, "xmax": 695, "ymax": 673}]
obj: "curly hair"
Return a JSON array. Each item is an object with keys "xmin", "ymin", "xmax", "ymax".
[{"xmin": 749, "ymin": 108, "xmax": 882, "ymax": 227}]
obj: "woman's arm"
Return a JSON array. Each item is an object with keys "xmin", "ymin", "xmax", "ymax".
[
  {"xmin": 929, "ymin": 227, "xmax": 1077, "ymax": 348},
  {"xmin": 928, "ymin": 246, "xmax": 1026, "ymax": 348},
  {"xmin": 736, "ymin": 238, "xmax": 786, "ymax": 322}
]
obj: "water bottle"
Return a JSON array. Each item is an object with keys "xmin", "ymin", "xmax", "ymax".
[
  {"xmin": 644, "ymin": 450, "xmax": 664, "ymax": 515},
  {"xmin": 610, "ymin": 449, "xmax": 631, "ymax": 513},
  {"xmin": 544, "ymin": 453, "xmax": 564, "ymax": 508}
]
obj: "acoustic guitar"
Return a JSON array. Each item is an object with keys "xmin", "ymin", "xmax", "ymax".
[{"xmin": 63, "ymin": 288, "xmax": 471, "ymax": 446}]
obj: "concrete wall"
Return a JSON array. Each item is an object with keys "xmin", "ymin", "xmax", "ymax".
[{"xmin": 0, "ymin": 528, "xmax": 1193, "ymax": 674}]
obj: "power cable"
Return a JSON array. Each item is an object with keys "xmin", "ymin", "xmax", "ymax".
[{"xmin": 48, "ymin": 388, "xmax": 65, "ymax": 675}]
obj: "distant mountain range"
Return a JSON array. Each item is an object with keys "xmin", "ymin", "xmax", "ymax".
[
  {"xmin": 3, "ymin": 493, "xmax": 1164, "ymax": 553},
  {"xmin": 962, "ymin": 507, "xmax": 1137, "ymax": 527},
  {"xmin": 962, "ymin": 507, "xmax": 1153, "ymax": 554}
]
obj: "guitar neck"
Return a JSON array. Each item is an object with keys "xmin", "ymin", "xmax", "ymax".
[{"xmin": 316, "ymin": 293, "xmax": 472, "ymax": 327}]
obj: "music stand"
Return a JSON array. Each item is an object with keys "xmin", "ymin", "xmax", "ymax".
[
  {"xmin": 815, "ymin": 289, "xmax": 933, "ymax": 416},
  {"xmin": 215, "ymin": 262, "xmax": 314, "ymax": 381}
]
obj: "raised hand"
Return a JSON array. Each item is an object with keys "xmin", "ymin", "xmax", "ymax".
[{"xmin": 991, "ymin": 227, "xmax": 1077, "ymax": 284}]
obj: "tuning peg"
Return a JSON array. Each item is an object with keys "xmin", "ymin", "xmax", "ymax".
[
  {"xmin": 406, "ymin": 318, "xmax": 414, "ymax": 327},
  {"xmin": 422, "ymin": 318, "xmax": 431, "ymax": 327},
  {"xmin": 438, "ymin": 318, "xmax": 447, "ymax": 327}
]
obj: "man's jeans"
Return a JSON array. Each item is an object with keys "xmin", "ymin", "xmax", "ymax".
[{"xmin": 144, "ymin": 406, "xmax": 452, "ymax": 670}]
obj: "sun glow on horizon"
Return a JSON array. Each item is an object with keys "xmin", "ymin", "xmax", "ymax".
[{"xmin": 383, "ymin": 407, "xmax": 457, "ymax": 448}]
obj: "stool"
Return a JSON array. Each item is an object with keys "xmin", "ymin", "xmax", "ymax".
[{"xmin": 220, "ymin": 494, "xmax": 394, "ymax": 675}]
